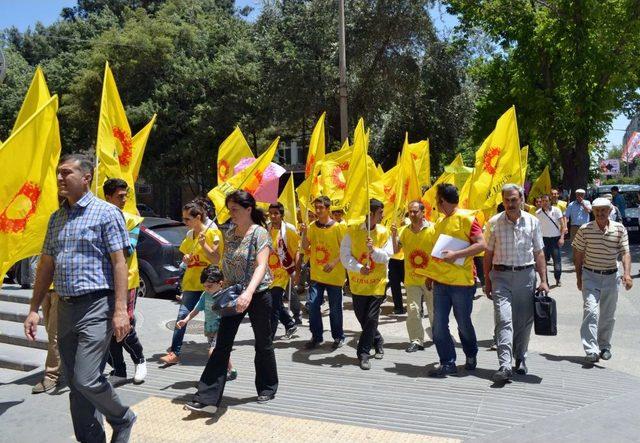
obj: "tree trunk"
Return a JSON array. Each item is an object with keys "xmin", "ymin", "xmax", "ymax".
[{"xmin": 560, "ymin": 137, "xmax": 590, "ymax": 196}]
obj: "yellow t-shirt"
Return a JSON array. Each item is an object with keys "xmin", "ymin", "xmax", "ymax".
[
  {"xmin": 399, "ymin": 223, "xmax": 435, "ymax": 286},
  {"xmin": 347, "ymin": 224, "xmax": 390, "ymax": 296},
  {"xmin": 307, "ymin": 221, "xmax": 346, "ymax": 286},
  {"xmin": 179, "ymin": 228, "xmax": 222, "ymax": 291},
  {"xmin": 268, "ymin": 224, "xmax": 300, "ymax": 289},
  {"xmin": 124, "ymin": 213, "xmax": 143, "ymax": 290},
  {"xmin": 554, "ymin": 200, "xmax": 567, "ymax": 213}
]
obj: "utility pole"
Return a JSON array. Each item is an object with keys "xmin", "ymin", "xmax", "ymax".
[{"xmin": 338, "ymin": 0, "xmax": 349, "ymax": 143}]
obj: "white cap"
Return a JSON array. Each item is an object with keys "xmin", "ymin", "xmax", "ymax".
[
  {"xmin": 575, "ymin": 188, "xmax": 586, "ymax": 194},
  {"xmin": 592, "ymin": 197, "xmax": 612, "ymax": 208}
]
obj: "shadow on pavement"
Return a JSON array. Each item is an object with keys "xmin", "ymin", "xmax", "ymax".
[
  {"xmin": 384, "ymin": 362, "xmax": 426, "ymax": 378},
  {"xmin": 290, "ymin": 349, "xmax": 357, "ymax": 368},
  {"xmin": 0, "ymin": 400, "xmax": 24, "ymax": 416},
  {"xmin": 540, "ymin": 353, "xmax": 606, "ymax": 370},
  {"xmin": 171, "ymin": 393, "xmax": 259, "ymax": 424}
]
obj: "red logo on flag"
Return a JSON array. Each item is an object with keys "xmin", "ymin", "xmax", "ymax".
[
  {"xmin": 306, "ymin": 155, "xmax": 316, "ymax": 176},
  {"xmin": 0, "ymin": 182, "xmax": 41, "ymax": 234},
  {"xmin": 482, "ymin": 147, "xmax": 501, "ymax": 176},
  {"xmin": 218, "ymin": 159, "xmax": 231, "ymax": 181},
  {"xmin": 332, "ymin": 166, "xmax": 346, "ymax": 190},
  {"xmin": 384, "ymin": 185, "xmax": 397, "ymax": 204},
  {"xmin": 112, "ymin": 126, "xmax": 133, "ymax": 167}
]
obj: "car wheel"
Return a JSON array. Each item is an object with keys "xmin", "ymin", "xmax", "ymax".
[{"xmin": 138, "ymin": 272, "xmax": 156, "ymax": 299}]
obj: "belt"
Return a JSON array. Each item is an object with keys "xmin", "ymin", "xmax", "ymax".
[
  {"xmin": 583, "ymin": 267, "xmax": 617, "ymax": 275},
  {"xmin": 59, "ymin": 290, "xmax": 111, "ymax": 303},
  {"xmin": 493, "ymin": 264, "xmax": 534, "ymax": 272}
]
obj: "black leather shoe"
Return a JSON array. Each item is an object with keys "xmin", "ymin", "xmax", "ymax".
[
  {"xmin": 184, "ymin": 401, "xmax": 217, "ymax": 414},
  {"xmin": 600, "ymin": 349, "xmax": 612, "ymax": 360},
  {"xmin": 492, "ymin": 366, "xmax": 512, "ymax": 383},
  {"xmin": 393, "ymin": 307, "xmax": 406, "ymax": 315},
  {"xmin": 514, "ymin": 358, "xmax": 528, "ymax": 375},
  {"xmin": 331, "ymin": 338, "xmax": 345, "ymax": 350},
  {"xmin": 373, "ymin": 343, "xmax": 384, "ymax": 360},
  {"xmin": 257, "ymin": 394, "xmax": 275, "ymax": 403},
  {"xmin": 464, "ymin": 356, "xmax": 477, "ymax": 370},
  {"xmin": 428, "ymin": 364, "xmax": 457, "ymax": 378},
  {"xmin": 405, "ymin": 342, "xmax": 424, "ymax": 353},
  {"xmin": 585, "ymin": 353, "xmax": 600, "ymax": 363},
  {"xmin": 359, "ymin": 354, "xmax": 371, "ymax": 370}
]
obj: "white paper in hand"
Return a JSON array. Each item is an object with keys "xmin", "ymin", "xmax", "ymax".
[{"xmin": 431, "ymin": 234, "xmax": 469, "ymax": 266}]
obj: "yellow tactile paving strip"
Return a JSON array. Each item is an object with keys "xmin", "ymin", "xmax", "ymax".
[{"xmin": 105, "ymin": 397, "xmax": 460, "ymax": 442}]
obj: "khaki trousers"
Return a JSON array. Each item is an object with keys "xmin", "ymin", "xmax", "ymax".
[
  {"xmin": 405, "ymin": 284, "xmax": 434, "ymax": 346},
  {"xmin": 42, "ymin": 291, "xmax": 61, "ymax": 382}
]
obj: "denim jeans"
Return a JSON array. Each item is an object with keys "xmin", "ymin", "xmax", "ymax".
[
  {"xmin": 308, "ymin": 281, "xmax": 344, "ymax": 342},
  {"xmin": 543, "ymin": 236, "xmax": 562, "ymax": 282},
  {"xmin": 170, "ymin": 290, "xmax": 201, "ymax": 355},
  {"xmin": 432, "ymin": 283, "xmax": 478, "ymax": 366}
]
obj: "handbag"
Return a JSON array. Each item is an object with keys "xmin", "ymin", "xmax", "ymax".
[
  {"xmin": 211, "ymin": 229, "xmax": 257, "ymax": 317},
  {"xmin": 533, "ymin": 289, "xmax": 557, "ymax": 336}
]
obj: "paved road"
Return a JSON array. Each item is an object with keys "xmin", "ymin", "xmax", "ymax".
[{"xmin": 1, "ymin": 243, "xmax": 639, "ymax": 441}]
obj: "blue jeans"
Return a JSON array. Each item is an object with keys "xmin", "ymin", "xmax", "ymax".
[
  {"xmin": 543, "ymin": 236, "xmax": 562, "ymax": 282},
  {"xmin": 171, "ymin": 290, "xmax": 201, "ymax": 355},
  {"xmin": 432, "ymin": 283, "xmax": 478, "ymax": 366},
  {"xmin": 308, "ymin": 281, "xmax": 344, "ymax": 342}
]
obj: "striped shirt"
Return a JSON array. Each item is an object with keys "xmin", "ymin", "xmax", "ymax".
[
  {"xmin": 486, "ymin": 211, "xmax": 544, "ymax": 266},
  {"xmin": 572, "ymin": 220, "xmax": 629, "ymax": 270},
  {"xmin": 42, "ymin": 192, "xmax": 129, "ymax": 297}
]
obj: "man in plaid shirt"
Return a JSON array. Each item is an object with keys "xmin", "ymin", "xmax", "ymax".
[{"xmin": 24, "ymin": 153, "xmax": 137, "ymax": 442}]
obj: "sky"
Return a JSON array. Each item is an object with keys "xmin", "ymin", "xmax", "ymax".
[{"xmin": 0, "ymin": 0, "xmax": 630, "ymax": 151}]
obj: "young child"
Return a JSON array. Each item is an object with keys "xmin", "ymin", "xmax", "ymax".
[{"xmin": 176, "ymin": 265, "xmax": 237, "ymax": 381}]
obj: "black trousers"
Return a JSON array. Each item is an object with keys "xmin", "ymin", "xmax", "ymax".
[
  {"xmin": 351, "ymin": 294, "xmax": 384, "ymax": 358},
  {"xmin": 107, "ymin": 316, "xmax": 145, "ymax": 376},
  {"xmin": 194, "ymin": 290, "xmax": 278, "ymax": 406},
  {"xmin": 270, "ymin": 286, "xmax": 295, "ymax": 339},
  {"xmin": 473, "ymin": 256, "xmax": 485, "ymax": 286},
  {"xmin": 388, "ymin": 258, "xmax": 405, "ymax": 310}
]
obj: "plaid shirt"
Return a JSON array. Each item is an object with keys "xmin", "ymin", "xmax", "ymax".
[
  {"xmin": 486, "ymin": 211, "xmax": 544, "ymax": 267},
  {"xmin": 42, "ymin": 192, "xmax": 129, "ymax": 297}
]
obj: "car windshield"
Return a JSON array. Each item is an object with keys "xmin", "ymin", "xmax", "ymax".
[
  {"xmin": 151, "ymin": 225, "xmax": 188, "ymax": 246},
  {"xmin": 597, "ymin": 190, "xmax": 639, "ymax": 207}
]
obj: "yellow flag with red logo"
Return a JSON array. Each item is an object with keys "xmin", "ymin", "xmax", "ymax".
[
  {"xmin": 388, "ymin": 133, "xmax": 422, "ymax": 224},
  {"xmin": 95, "ymin": 62, "xmax": 139, "ymax": 215},
  {"xmin": 422, "ymin": 154, "xmax": 465, "ymax": 222},
  {"xmin": 278, "ymin": 172, "xmax": 298, "ymax": 227},
  {"xmin": 319, "ymin": 160, "xmax": 347, "ymax": 209},
  {"xmin": 208, "ymin": 138, "xmax": 279, "ymax": 224},
  {"xmin": 520, "ymin": 146, "xmax": 529, "ymax": 185},
  {"xmin": 306, "ymin": 112, "xmax": 326, "ymax": 178},
  {"xmin": 381, "ymin": 165, "xmax": 399, "ymax": 223},
  {"xmin": 0, "ymin": 95, "xmax": 61, "ymax": 281},
  {"xmin": 465, "ymin": 106, "xmax": 521, "ymax": 212},
  {"xmin": 343, "ymin": 118, "xmax": 370, "ymax": 225},
  {"xmin": 216, "ymin": 127, "xmax": 253, "ymax": 184},
  {"xmin": 11, "ymin": 66, "xmax": 52, "ymax": 134},
  {"xmin": 528, "ymin": 166, "xmax": 551, "ymax": 204},
  {"xmin": 407, "ymin": 139, "xmax": 430, "ymax": 188}
]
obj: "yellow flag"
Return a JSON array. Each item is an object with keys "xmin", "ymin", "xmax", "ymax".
[
  {"xmin": 95, "ymin": 62, "xmax": 139, "ymax": 215},
  {"xmin": 319, "ymin": 160, "xmax": 347, "ymax": 209},
  {"xmin": 381, "ymin": 165, "xmax": 399, "ymax": 224},
  {"xmin": 407, "ymin": 139, "xmax": 430, "ymax": 188},
  {"xmin": 343, "ymin": 118, "xmax": 370, "ymax": 225},
  {"xmin": 11, "ymin": 67, "xmax": 52, "ymax": 135},
  {"xmin": 466, "ymin": 106, "xmax": 521, "ymax": 211},
  {"xmin": 208, "ymin": 138, "xmax": 279, "ymax": 224},
  {"xmin": 520, "ymin": 146, "xmax": 529, "ymax": 185},
  {"xmin": 389, "ymin": 134, "xmax": 421, "ymax": 224},
  {"xmin": 376, "ymin": 164, "xmax": 384, "ymax": 176},
  {"xmin": 422, "ymin": 154, "xmax": 465, "ymax": 222},
  {"xmin": 528, "ymin": 166, "xmax": 551, "ymax": 203},
  {"xmin": 306, "ymin": 112, "xmax": 326, "ymax": 178},
  {"xmin": 128, "ymin": 114, "xmax": 157, "ymax": 182},
  {"xmin": 217, "ymin": 127, "xmax": 253, "ymax": 184},
  {"xmin": 325, "ymin": 142, "xmax": 352, "ymax": 180},
  {"xmin": 278, "ymin": 172, "xmax": 298, "ymax": 226},
  {"xmin": 0, "ymin": 96, "xmax": 61, "ymax": 280}
]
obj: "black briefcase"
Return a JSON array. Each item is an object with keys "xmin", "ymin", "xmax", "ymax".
[{"xmin": 533, "ymin": 289, "xmax": 557, "ymax": 336}]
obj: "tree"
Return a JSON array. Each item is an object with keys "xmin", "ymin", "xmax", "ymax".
[{"xmin": 446, "ymin": 0, "xmax": 640, "ymax": 191}]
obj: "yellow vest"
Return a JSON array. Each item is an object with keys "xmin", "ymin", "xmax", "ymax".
[
  {"xmin": 347, "ymin": 224, "xmax": 390, "ymax": 296},
  {"xmin": 399, "ymin": 223, "xmax": 434, "ymax": 286},
  {"xmin": 423, "ymin": 209, "xmax": 476, "ymax": 287},
  {"xmin": 124, "ymin": 213, "xmax": 143, "ymax": 290}
]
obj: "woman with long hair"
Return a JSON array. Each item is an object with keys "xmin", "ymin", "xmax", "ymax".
[
  {"xmin": 185, "ymin": 190, "xmax": 277, "ymax": 414},
  {"xmin": 160, "ymin": 201, "xmax": 222, "ymax": 365}
]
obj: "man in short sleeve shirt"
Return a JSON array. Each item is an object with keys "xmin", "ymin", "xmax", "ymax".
[{"xmin": 24, "ymin": 154, "xmax": 136, "ymax": 442}]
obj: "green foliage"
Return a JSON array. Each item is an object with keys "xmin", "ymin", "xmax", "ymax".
[{"xmin": 446, "ymin": 0, "xmax": 640, "ymax": 190}]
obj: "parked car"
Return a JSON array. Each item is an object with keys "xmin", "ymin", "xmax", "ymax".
[
  {"xmin": 593, "ymin": 184, "xmax": 640, "ymax": 241},
  {"xmin": 136, "ymin": 217, "xmax": 188, "ymax": 298},
  {"xmin": 137, "ymin": 203, "xmax": 159, "ymax": 217}
]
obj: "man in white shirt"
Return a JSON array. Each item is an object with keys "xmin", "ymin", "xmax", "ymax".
[{"xmin": 536, "ymin": 194, "xmax": 566, "ymax": 287}]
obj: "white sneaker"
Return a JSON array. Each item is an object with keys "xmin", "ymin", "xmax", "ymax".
[{"xmin": 133, "ymin": 362, "xmax": 147, "ymax": 384}]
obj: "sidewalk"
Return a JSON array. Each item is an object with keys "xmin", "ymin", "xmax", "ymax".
[{"xmin": 1, "ymin": 246, "xmax": 639, "ymax": 442}]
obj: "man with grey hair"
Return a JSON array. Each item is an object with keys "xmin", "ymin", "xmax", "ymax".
[
  {"xmin": 24, "ymin": 153, "xmax": 137, "ymax": 442},
  {"xmin": 484, "ymin": 183, "xmax": 549, "ymax": 383},
  {"xmin": 565, "ymin": 188, "xmax": 592, "ymax": 244},
  {"xmin": 573, "ymin": 197, "xmax": 632, "ymax": 363}
]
